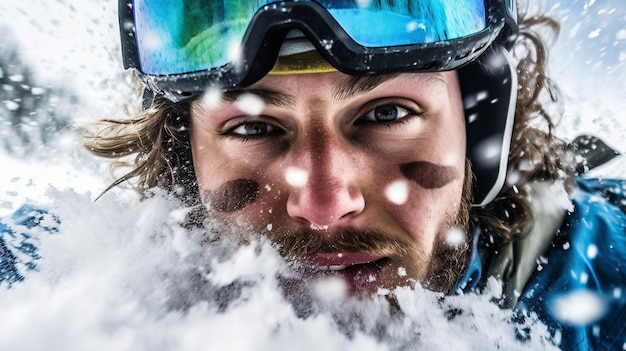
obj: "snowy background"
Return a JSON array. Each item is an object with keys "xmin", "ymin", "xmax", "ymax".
[{"xmin": 0, "ymin": 0, "xmax": 624, "ymax": 350}]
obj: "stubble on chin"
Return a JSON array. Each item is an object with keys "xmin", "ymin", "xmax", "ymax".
[{"xmin": 421, "ymin": 159, "xmax": 473, "ymax": 292}]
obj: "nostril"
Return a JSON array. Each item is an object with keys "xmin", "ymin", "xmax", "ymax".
[{"xmin": 340, "ymin": 209, "xmax": 359, "ymax": 220}]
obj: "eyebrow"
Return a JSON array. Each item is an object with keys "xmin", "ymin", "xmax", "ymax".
[
  {"xmin": 222, "ymin": 88, "xmax": 297, "ymax": 109},
  {"xmin": 331, "ymin": 73, "xmax": 401, "ymax": 102},
  {"xmin": 219, "ymin": 72, "xmax": 444, "ymax": 108}
]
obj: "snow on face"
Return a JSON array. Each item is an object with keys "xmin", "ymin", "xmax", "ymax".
[
  {"xmin": 444, "ymin": 227, "xmax": 467, "ymax": 248},
  {"xmin": 201, "ymin": 88, "xmax": 224, "ymax": 109},
  {"xmin": 1, "ymin": 0, "xmax": 625, "ymax": 349},
  {"xmin": 235, "ymin": 93, "xmax": 265, "ymax": 116},
  {"xmin": 385, "ymin": 180, "xmax": 410, "ymax": 205},
  {"xmin": 0, "ymin": 186, "xmax": 558, "ymax": 351},
  {"xmin": 285, "ymin": 167, "xmax": 309, "ymax": 188}
]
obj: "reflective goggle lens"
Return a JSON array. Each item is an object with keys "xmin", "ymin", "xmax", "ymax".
[
  {"xmin": 134, "ymin": 0, "xmax": 265, "ymax": 75},
  {"xmin": 133, "ymin": 0, "xmax": 487, "ymax": 76},
  {"xmin": 327, "ymin": 1, "xmax": 486, "ymax": 46}
]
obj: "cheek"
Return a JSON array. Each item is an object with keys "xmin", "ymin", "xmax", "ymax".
[
  {"xmin": 203, "ymin": 179, "xmax": 260, "ymax": 213},
  {"xmin": 378, "ymin": 160, "xmax": 465, "ymax": 249},
  {"xmin": 190, "ymin": 125, "xmax": 261, "ymax": 209},
  {"xmin": 199, "ymin": 176, "xmax": 288, "ymax": 231}
]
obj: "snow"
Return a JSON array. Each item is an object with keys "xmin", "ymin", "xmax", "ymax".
[
  {"xmin": 235, "ymin": 93, "xmax": 265, "ymax": 116},
  {"xmin": 587, "ymin": 244, "xmax": 599, "ymax": 259},
  {"xmin": 0, "ymin": 0, "xmax": 625, "ymax": 350},
  {"xmin": 384, "ymin": 180, "xmax": 410, "ymax": 205},
  {"xmin": 549, "ymin": 289, "xmax": 609, "ymax": 325},
  {"xmin": 445, "ymin": 228, "xmax": 467, "ymax": 248},
  {"xmin": 201, "ymin": 88, "xmax": 224, "ymax": 109},
  {"xmin": 285, "ymin": 167, "xmax": 308, "ymax": 187}
]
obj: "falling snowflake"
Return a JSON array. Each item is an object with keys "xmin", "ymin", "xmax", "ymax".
[
  {"xmin": 445, "ymin": 228, "xmax": 466, "ymax": 248},
  {"xmin": 200, "ymin": 88, "xmax": 223, "ymax": 109},
  {"xmin": 313, "ymin": 276, "xmax": 347, "ymax": 302},
  {"xmin": 385, "ymin": 180, "xmax": 409, "ymax": 205},
  {"xmin": 550, "ymin": 289, "xmax": 608, "ymax": 325},
  {"xmin": 285, "ymin": 167, "xmax": 308, "ymax": 187},
  {"xmin": 235, "ymin": 93, "xmax": 265, "ymax": 115}
]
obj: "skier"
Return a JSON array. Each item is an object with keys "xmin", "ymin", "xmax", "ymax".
[{"xmin": 3, "ymin": 0, "xmax": 625, "ymax": 349}]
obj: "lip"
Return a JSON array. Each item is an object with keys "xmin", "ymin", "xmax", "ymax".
[{"xmin": 306, "ymin": 252, "xmax": 387, "ymax": 271}]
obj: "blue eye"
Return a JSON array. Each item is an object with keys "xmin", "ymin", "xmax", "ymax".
[
  {"xmin": 363, "ymin": 104, "xmax": 410, "ymax": 122},
  {"xmin": 231, "ymin": 121, "xmax": 276, "ymax": 136}
]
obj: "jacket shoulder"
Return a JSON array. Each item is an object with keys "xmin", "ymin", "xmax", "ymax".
[
  {"xmin": 0, "ymin": 205, "xmax": 58, "ymax": 286},
  {"xmin": 517, "ymin": 177, "xmax": 626, "ymax": 350}
]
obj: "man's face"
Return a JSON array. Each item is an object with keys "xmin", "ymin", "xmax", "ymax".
[{"xmin": 189, "ymin": 71, "xmax": 470, "ymax": 295}]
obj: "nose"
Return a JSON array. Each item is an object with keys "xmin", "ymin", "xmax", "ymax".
[{"xmin": 285, "ymin": 126, "xmax": 365, "ymax": 229}]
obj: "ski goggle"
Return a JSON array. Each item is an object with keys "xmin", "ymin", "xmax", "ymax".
[{"xmin": 119, "ymin": 0, "xmax": 517, "ymax": 101}]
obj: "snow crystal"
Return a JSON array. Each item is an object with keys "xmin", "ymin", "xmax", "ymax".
[
  {"xmin": 549, "ymin": 289, "xmax": 608, "ymax": 326},
  {"xmin": 463, "ymin": 90, "xmax": 488, "ymax": 109},
  {"xmin": 313, "ymin": 277, "xmax": 348, "ymax": 303},
  {"xmin": 4, "ymin": 100, "xmax": 19, "ymax": 111},
  {"xmin": 235, "ymin": 92, "xmax": 265, "ymax": 116},
  {"xmin": 472, "ymin": 136, "xmax": 501, "ymax": 167},
  {"xmin": 445, "ymin": 228, "xmax": 466, "ymax": 248},
  {"xmin": 467, "ymin": 113, "xmax": 478, "ymax": 123},
  {"xmin": 0, "ymin": 0, "xmax": 624, "ymax": 349},
  {"xmin": 200, "ymin": 88, "xmax": 223, "ymax": 109},
  {"xmin": 8, "ymin": 74, "xmax": 23, "ymax": 82},
  {"xmin": 406, "ymin": 21, "xmax": 425, "ymax": 33},
  {"xmin": 587, "ymin": 244, "xmax": 599, "ymax": 259},
  {"xmin": 321, "ymin": 39, "xmax": 334, "ymax": 51},
  {"xmin": 384, "ymin": 180, "xmax": 409, "ymax": 205},
  {"xmin": 614, "ymin": 288, "xmax": 622, "ymax": 299},
  {"xmin": 580, "ymin": 272, "xmax": 589, "ymax": 284},
  {"xmin": 397, "ymin": 267, "xmax": 407, "ymax": 277},
  {"xmin": 285, "ymin": 167, "xmax": 308, "ymax": 187},
  {"xmin": 30, "ymin": 87, "xmax": 45, "ymax": 95},
  {"xmin": 140, "ymin": 31, "xmax": 164, "ymax": 52},
  {"xmin": 588, "ymin": 28, "xmax": 602, "ymax": 38},
  {"xmin": 227, "ymin": 40, "xmax": 243, "ymax": 65}
]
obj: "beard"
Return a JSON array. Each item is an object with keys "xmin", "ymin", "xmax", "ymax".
[
  {"xmin": 422, "ymin": 160, "xmax": 473, "ymax": 292},
  {"xmin": 198, "ymin": 159, "xmax": 474, "ymax": 295},
  {"xmin": 254, "ymin": 160, "xmax": 474, "ymax": 295},
  {"xmin": 274, "ymin": 162, "xmax": 473, "ymax": 294}
]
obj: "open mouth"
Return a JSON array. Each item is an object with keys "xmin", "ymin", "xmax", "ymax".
[
  {"xmin": 299, "ymin": 253, "xmax": 395, "ymax": 295},
  {"xmin": 305, "ymin": 252, "xmax": 389, "ymax": 272}
]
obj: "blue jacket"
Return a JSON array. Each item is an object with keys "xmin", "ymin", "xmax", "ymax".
[
  {"xmin": 518, "ymin": 178, "xmax": 626, "ymax": 349},
  {"xmin": 0, "ymin": 205, "xmax": 58, "ymax": 286},
  {"xmin": 2, "ymin": 178, "xmax": 625, "ymax": 349},
  {"xmin": 456, "ymin": 177, "xmax": 626, "ymax": 349}
]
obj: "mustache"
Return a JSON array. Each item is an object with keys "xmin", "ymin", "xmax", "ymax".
[{"xmin": 270, "ymin": 227, "xmax": 414, "ymax": 261}]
